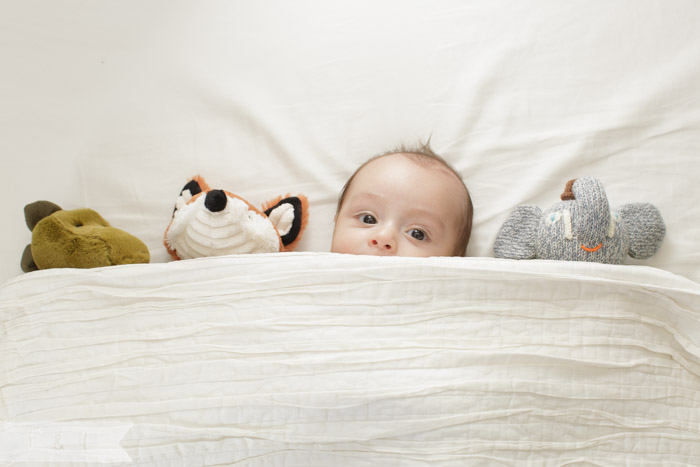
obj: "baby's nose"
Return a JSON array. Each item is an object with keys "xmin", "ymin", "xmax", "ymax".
[{"xmin": 369, "ymin": 231, "xmax": 396, "ymax": 254}]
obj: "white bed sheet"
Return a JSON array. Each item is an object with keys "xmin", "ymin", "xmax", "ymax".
[
  {"xmin": 2, "ymin": 253, "xmax": 700, "ymax": 465},
  {"xmin": 2, "ymin": 1, "xmax": 700, "ymax": 285}
]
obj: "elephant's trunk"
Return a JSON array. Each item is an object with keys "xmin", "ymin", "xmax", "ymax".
[{"xmin": 568, "ymin": 177, "xmax": 610, "ymax": 249}]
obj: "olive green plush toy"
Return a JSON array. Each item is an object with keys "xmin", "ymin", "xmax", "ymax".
[{"xmin": 21, "ymin": 200, "xmax": 150, "ymax": 272}]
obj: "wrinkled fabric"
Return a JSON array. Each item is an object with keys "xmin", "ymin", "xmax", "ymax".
[{"xmin": 2, "ymin": 253, "xmax": 700, "ymax": 465}]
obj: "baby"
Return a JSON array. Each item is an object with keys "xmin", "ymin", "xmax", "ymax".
[{"xmin": 331, "ymin": 142, "xmax": 473, "ymax": 257}]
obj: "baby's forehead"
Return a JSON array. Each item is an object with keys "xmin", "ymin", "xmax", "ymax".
[
  {"xmin": 388, "ymin": 153, "xmax": 463, "ymax": 187},
  {"xmin": 353, "ymin": 154, "xmax": 466, "ymax": 207},
  {"xmin": 362, "ymin": 152, "xmax": 452, "ymax": 177}
]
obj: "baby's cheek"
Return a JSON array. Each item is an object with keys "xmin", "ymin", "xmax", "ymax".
[
  {"xmin": 402, "ymin": 244, "xmax": 434, "ymax": 258},
  {"xmin": 330, "ymin": 227, "xmax": 353, "ymax": 254}
]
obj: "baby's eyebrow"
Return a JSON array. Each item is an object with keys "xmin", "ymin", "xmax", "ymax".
[
  {"xmin": 351, "ymin": 192, "xmax": 382, "ymax": 202},
  {"xmin": 407, "ymin": 208, "xmax": 445, "ymax": 231},
  {"xmin": 344, "ymin": 192, "xmax": 385, "ymax": 209}
]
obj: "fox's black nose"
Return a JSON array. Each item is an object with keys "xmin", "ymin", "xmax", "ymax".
[{"xmin": 204, "ymin": 190, "xmax": 227, "ymax": 212}]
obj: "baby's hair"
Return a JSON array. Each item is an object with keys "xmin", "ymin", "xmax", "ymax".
[{"xmin": 336, "ymin": 140, "xmax": 473, "ymax": 256}]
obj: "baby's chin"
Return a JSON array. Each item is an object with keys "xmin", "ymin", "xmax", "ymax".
[
  {"xmin": 330, "ymin": 246, "xmax": 390, "ymax": 256},
  {"xmin": 331, "ymin": 248, "xmax": 438, "ymax": 258}
]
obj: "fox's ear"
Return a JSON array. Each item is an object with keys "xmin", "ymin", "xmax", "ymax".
[
  {"xmin": 263, "ymin": 195, "xmax": 309, "ymax": 251},
  {"xmin": 181, "ymin": 175, "xmax": 211, "ymax": 197},
  {"xmin": 174, "ymin": 175, "xmax": 210, "ymax": 214},
  {"xmin": 181, "ymin": 179, "xmax": 202, "ymax": 197}
]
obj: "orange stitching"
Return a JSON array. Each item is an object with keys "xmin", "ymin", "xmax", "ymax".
[{"xmin": 581, "ymin": 243, "xmax": 602, "ymax": 252}]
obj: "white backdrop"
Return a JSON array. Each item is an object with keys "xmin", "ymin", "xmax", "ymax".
[{"xmin": 2, "ymin": 0, "xmax": 700, "ymax": 284}]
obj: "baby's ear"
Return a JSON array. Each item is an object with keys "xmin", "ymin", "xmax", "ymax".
[{"xmin": 263, "ymin": 195, "xmax": 309, "ymax": 251}]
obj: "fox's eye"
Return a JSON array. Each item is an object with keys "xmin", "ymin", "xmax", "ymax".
[
  {"xmin": 409, "ymin": 229, "xmax": 426, "ymax": 241},
  {"xmin": 359, "ymin": 214, "xmax": 377, "ymax": 224}
]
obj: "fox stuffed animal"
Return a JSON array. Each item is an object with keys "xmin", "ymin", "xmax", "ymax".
[{"xmin": 164, "ymin": 175, "xmax": 308, "ymax": 260}]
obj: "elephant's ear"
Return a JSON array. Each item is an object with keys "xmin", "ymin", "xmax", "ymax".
[
  {"xmin": 618, "ymin": 202, "xmax": 665, "ymax": 259},
  {"xmin": 494, "ymin": 205, "xmax": 542, "ymax": 259}
]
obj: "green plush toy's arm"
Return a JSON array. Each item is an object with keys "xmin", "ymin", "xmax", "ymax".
[
  {"xmin": 21, "ymin": 245, "xmax": 38, "ymax": 272},
  {"xmin": 494, "ymin": 205, "xmax": 542, "ymax": 260}
]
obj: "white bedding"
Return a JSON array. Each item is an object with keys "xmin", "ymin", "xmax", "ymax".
[
  {"xmin": 2, "ymin": 2, "xmax": 700, "ymax": 465},
  {"xmin": 2, "ymin": 253, "xmax": 700, "ymax": 465}
]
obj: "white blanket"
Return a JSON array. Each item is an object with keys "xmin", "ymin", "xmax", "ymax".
[{"xmin": 2, "ymin": 253, "xmax": 699, "ymax": 465}]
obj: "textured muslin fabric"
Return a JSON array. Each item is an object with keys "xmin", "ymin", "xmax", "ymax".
[{"xmin": 2, "ymin": 253, "xmax": 700, "ymax": 465}]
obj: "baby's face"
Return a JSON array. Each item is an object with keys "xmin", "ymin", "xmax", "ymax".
[{"xmin": 331, "ymin": 153, "xmax": 465, "ymax": 257}]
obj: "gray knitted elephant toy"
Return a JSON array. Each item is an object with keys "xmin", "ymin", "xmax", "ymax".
[{"xmin": 494, "ymin": 177, "xmax": 665, "ymax": 264}]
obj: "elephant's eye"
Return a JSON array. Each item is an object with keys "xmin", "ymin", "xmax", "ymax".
[
  {"xmin": 608, "ymin": 211, "xmax": 619, "ymax": 238},
  {"xmin": 545, "ymin": 210, "xmax": 573, "ymax": 240},
  {"xmin": 545, "ymin": 212, "xmax": 562, "ymax": 225}
]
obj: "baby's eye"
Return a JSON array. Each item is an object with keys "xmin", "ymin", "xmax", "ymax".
[
  {"xmin": 408, "ymin": 229, "xmax": 427, "ymax": 241},
  {"xmin": 359, "ymin": 214, "xmax": 377, "ymax": 224}
]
